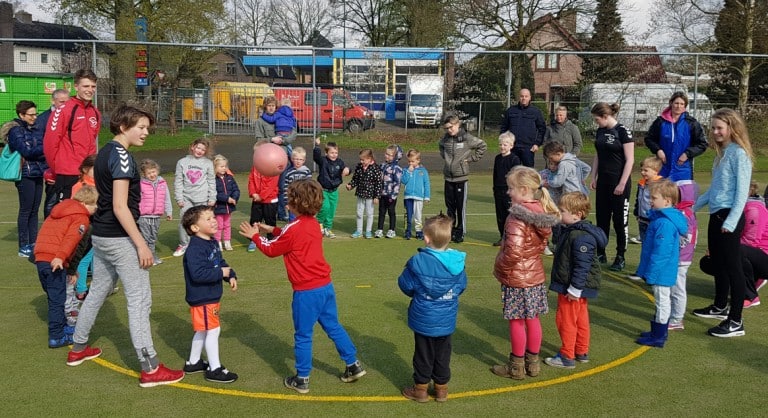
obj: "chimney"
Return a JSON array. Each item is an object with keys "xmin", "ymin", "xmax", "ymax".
[
  {"xmin": 15, "ymin": 10, "xmax": 31, "ymax": 24},
  {"xmin": 557, "ymin": 9, "xmax": 577, "ymax": 34},
  {"xmin": 0, "ymin": 1, "xmax": 14, "ymax": 73}
]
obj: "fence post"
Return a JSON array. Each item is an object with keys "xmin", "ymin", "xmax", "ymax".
[{"xmin": 506, "ymin": 54, "xmax": 512, "ymax": 109}]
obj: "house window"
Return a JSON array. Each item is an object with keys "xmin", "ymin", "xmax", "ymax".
[
  {"xmin": 41, "ymin": 53, "xmax": 48, "ymax": 64},
  {"xmin": 535, "ymin": 53, "xmax": 559, "ymax": 71},
  {"xmin": 20, "ymin": 52, "xmax": 27, "ymax": 62},
  {"xmin": 226, "ymin": 63, "xmax": 236, "ymax": 75}
]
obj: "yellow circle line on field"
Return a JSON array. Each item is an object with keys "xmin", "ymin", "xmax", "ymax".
[{"xmin": 87, "ymin": 270, "xmax": 653, "ymax": 402}]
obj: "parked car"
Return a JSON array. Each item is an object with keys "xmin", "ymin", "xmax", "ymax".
[{"xmin": 272, "ymin": 84, "xmax": 375, "ymax": 133}]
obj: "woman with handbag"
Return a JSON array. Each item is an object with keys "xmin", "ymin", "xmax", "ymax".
[{"xmin": 8, "ymin": 100, "xmax": 49, "ymax": 257}]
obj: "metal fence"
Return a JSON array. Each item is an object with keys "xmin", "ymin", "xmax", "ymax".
[{"xmin": 6, "ymin": 37, "xmax": 768, "ymax": 137}]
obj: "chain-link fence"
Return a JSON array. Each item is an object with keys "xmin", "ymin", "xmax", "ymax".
[{"xmin": 5, "ymin": 38, "xmax": 768, "ymax": 138}]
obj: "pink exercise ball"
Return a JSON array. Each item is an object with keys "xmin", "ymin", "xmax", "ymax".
[{"xmin": 252, "ymin": 142, "xmax": 288, "ymax": 177}]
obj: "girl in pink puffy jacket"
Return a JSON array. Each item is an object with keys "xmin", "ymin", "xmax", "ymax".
[{"xmin": 138, "ymin": 159, "xmax": 173, "ymax": 265}]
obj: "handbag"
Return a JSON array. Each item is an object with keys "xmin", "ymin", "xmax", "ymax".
[{"xmin": 0, "ymin": 144, "xmax": 22, "ymax": 182}]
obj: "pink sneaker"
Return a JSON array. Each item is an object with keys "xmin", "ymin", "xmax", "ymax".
[
  {"xmin": 139, "ymin": 363, "xmax": 185, "ymax": 388},
  {"xmin": 756, "ymin": 278, "xmax": 766, "ymax": 292},
  {"xmin": 743, "ymin": 297, "xmax": 761, "ymax": 309},
  {"xmin": 66, "ymin": 345, "xmax": 102, "ymax": 366}
]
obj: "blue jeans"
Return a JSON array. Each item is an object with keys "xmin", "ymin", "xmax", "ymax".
[
  {"xmin": 15, "ymin": 176, "xmax": 43, "ymax": 248},
  {"xmin": 292, "ymin": 283, "xmax": 357, "ymax": 376},
  {"xmin": 36, "ymin": 261, "xmax": 67, "ymax": 340}
]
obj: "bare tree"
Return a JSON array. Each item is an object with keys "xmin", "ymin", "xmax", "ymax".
[
  {"xmin": 231, "ymin": 0, "xmax": 272, "ymax": 45},
  {"xmin": 267, "ymin": 0, "xmax": 335, "ymax": 45},
  {"xmin": 334, "ymin": 0, "xmax": 406, "ymax": 47},
  {"xmin": 648, "ymin": 0, "xmax": 721, "ymax": 52}
]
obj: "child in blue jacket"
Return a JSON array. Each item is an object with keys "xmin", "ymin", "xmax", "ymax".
[
  {"xmin": 634, "ymin": 180, "xmax": 688, "ymax": 348},
  {"xmin": 398, "ymin": 213, "xmax": 467, "ymax": 402}
]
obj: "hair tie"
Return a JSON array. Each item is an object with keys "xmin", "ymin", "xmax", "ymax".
[{"xmin": 538, "ymin": 184, "xmax": 543, "ymax": 190}]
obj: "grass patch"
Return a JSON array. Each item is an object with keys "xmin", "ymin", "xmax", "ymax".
[
  {"xmin": 2, "ymin": 169, "xmax": 767, "ymax": 414},
  {"xmin": 98, "ymin": 126, "xmax": 207, "ymax": 151}
]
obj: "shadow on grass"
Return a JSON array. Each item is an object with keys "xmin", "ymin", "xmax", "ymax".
[
  {"xmin": 228, "ymin": 310, "xmax": 294, "ymax": 377},
  {"xmin": 153, "ymin": 310, "xmax": 195, "ymax": 361},
  {"xmin": 349, "ymin": 300, "xmax": 411, "ymax": 389}
]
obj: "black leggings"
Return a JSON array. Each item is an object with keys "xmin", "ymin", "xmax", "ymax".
[
  {"xmin": 377, "ymin": 197, "xmax": 397, "ymax": 231},
  {"xmin": 595, "ymin": 182, "xmax": 630, "ymax": 257},
  {"xmin": 708, "ymin": 209, "xmax": 747, "ymax": 322}
]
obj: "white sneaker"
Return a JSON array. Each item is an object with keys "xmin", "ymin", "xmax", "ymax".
[
  {"xmin": 223, "ymin": 241, "xmax": 233, "ymax": 251},
  {"xmin": 385, "ymin": 230, "xmax": 396, "ymax": 239},
  {"xmin": 543, "ymin": 246, "xmax": 553, "ymax": 256},
  {"xmin": 374, "ymin": 229, "xmax": 384, "ymax": 238},
  {"xmin": 173, "ymin": 245, "xmax": 187, "ymax": 257},
  {"xmin": 629, "ymin": 236, "xmax": 642, "ymax": 244}
]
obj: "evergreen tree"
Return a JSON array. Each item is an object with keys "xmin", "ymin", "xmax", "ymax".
[{"xmin": 580, "ymin": 0, "xmax": 628, "ymax": 85}]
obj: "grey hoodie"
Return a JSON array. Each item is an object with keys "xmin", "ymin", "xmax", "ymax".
[
  {"xmin": 174, "ymin": 155, "xmax": 216, "ymax": 204},
  {"xmin": 546, "ymin": 153, "xmax": 591, "ymax": 203}
]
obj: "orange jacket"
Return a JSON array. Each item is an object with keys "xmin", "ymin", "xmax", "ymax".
[{"xmin": 34, "ymin": 199, "xmax": 91, "ymax": 265}]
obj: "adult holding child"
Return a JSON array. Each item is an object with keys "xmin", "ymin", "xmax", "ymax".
[
  {"xmin": 644, "ymin": 91, "xmax": 708, "ymax": 181},
  {"xmin": 590, "ymin": 102, "xmax": 634, "ymax": 272},
  {"xmin": 67, "ymin": 105, "xmax": 185, "ymax": 387},
  {"xmin": 7, "ymin": 100, "xmax": 48, "ymax": 257},
  {"xmin": 256, "ymin": 96, "xmax": 297, "ymax": 222}
]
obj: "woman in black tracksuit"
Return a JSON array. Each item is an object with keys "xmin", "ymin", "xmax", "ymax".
[{"xmin": 590, "ymin": 102, "xmax": 635, "ymax": 271}]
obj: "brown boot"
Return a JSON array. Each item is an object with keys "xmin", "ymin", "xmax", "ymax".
[
  {"xmin": 402, "ymin": 383, "xmax": 429, "ymax": 402},
  {"xmin": 491, "ymin": 354, "xmax": 525, "ymax": 380},
  {"xmin": 434, "ymin": 383, "xmax": 448, "ymax": 402},
  {"xmin": 525, "ymin": 351, "xmax": 540, "ymax": 377}
]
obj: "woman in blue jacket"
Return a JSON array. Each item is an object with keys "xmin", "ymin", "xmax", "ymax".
[
  {"xmin": 644, "ymin": 92, "xmax": 708, "ymax": 181},
  {"xmin": 8, "ymin": 100, "xmax": 49, "ymax": 257}
]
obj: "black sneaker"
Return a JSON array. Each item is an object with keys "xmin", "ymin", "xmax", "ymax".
[
  {"xmin": 284, "ymin": 374, "xmax": 309, "ymax": 393},
  {"xmin": 205, "ymin": 366, "xmax": 238, "ymax": 383},
  {"xmin": 708, "ymin": 319, "xmax": 745, "ymax": 338},
  {"xmin": 609, "ymin": 255, "xmax": 625, "ymax": 271},
  {"xmin": 340, "ymin": 361, "xmax": 367, "ymax": 383},
  {"xmin": 597, "ymin": 254, "xmax": 607, "ymax": 264},
  {"xmin": 183, "ymin": 359, "xmax": 209, "ymax": 374},
  {"xmin": 692, "ymin": 305, "xmax": 729, "ymax": 320}
]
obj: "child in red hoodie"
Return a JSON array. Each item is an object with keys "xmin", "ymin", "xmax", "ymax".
[
  {"xmin": 239, "ymin": 179, "xmax": 366, "ymax": 394},
  {"xmin": 247, "ymin": 143, "xmax": 279, "ymax": 250},
  {"xmin": 34, "ymin": 186, "xmax": 97, "ymax": 348}
]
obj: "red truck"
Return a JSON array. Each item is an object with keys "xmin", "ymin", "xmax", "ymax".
[{"xmin": 272, "ymin": 84, "xmax": 375, "ymax": 133}]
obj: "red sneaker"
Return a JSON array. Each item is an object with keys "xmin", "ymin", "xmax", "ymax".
[
  {"xmin": 66, "ymin": 345, "xmax": 102, "ymax": 366},
  {"xmin": 139, "ymin": 363, "xmax": 185, "ymax": 388}
]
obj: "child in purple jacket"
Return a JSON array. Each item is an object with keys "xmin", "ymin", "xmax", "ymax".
[{"xmin": 669, "ymin": 180, "xmax": 698, "ymax": 331}]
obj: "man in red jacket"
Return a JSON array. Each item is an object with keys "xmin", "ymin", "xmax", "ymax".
[{"xmin": 43, "ymin": 69, "xmax": 100, "ymax": 206}]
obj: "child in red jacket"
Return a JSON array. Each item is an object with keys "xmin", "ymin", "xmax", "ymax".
[
  {"xmin": 34, "ymin": 186, "xmax": 97, "ymax": 348},
  {"xmin": 247, "ymin": 144, "xmax": 279, "ymax": 250}
]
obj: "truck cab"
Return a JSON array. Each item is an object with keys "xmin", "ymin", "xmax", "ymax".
[
  {"xmin": 406, "ymin": 75, "xmax": 444, "ymax": 127},
  {"xmin": 272, "ymin": 84, "xmax": 375, "ymax": 133}
]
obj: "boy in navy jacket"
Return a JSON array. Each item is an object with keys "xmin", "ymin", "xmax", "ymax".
[
  {"xmin": 181, "ymin": 205, "xmax": 238, "ymax": 383},
  {"xmin": 398, "ymin": 213, "xmax": 467, "ymax": 402},
  {"xmin": 545, "ymin": 192, "xmax": 607, "ymax": 369}
]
